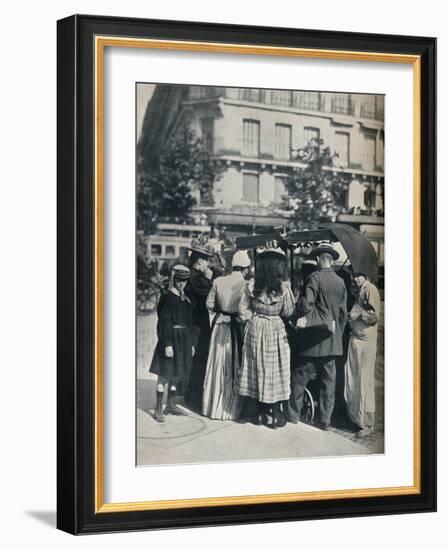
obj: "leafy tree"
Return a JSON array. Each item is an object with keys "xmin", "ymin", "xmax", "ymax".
[
  {"xmin": 137, "ymin": 126, "xmax": 222, "ymax": 233},
  {"xmin": 283, "ymin": 139, "xmax": 349, "ymax": 229}
]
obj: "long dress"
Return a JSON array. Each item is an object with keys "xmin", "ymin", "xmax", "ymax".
[
  {"xmin": 238, "ymin": 281, "xmax": 295, "ymax": 404},
  {"xmin": 149, "ymin": 288, "xmax": 194, "ymax": 391},
  {"xmin": 202, "ymin": 271, "xmax": 246, "ymax": 420},
  {"xmin": 344, "ymin": 280, "xmax": 381, "ymax": 429},
  {"xmin": 184, "ymin": 268, "xmax": 213, "ymax": 411}
]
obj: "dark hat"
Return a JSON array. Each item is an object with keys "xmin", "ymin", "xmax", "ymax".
[
  {"xmin": 302, "ymin": 258, "xmax": 318, "ymax": 267},
  {"xmin": 188, "ymin": 235, "xmax": 214, "ymax": 258},
  {"xmin": 172, "ymin": 264, "xmax": 190, "ymax": 280},
  {"xmin": 308, "ymin": 242, "xmax": 340, "ymax": 260}
]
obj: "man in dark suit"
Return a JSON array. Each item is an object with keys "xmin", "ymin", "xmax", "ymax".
[{"xmin": 287, "ymin": 243, "xmax": 347, "ymax": 430}]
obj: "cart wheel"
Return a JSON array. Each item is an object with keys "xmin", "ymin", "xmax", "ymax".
[
  {"xmin": 145, "ymin": 284, "xmax": 160, "ymax": 313},
  {"xmin": 301, "ymin": 387, "xmax": 315, "ymax": 424},
  {"xmin": 137, "ymin": 284, "xmax": 160, "ymax": 315}
]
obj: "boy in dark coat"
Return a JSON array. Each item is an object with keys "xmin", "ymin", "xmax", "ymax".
[{"xmin": 150, "ymin": 265, "xmax": 195, "ymax": 422}]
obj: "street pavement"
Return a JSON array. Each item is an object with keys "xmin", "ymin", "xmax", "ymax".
[{"xmin": 137, "ymin": 309, "xmax": 383, "ymax": 466}]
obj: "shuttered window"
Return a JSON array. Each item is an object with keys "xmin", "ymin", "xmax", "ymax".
[
  {"xmin": 200, "ymin": 118, "xmax": 214, "ymax": 153},
  {"xmin": 293, "ymin": 92, "xmax": 321, "ymax": 111},
  {"xmin": 363, "ymin": 134, "xmax": 376, "ymax": 171},
  {"xmin": 274, "ymin": 124, "xmax": 292, "ymax": 160},
  {"xmin": 270, "ymin": 90, "xmax": 291, "ymax": 106},
  {"xmin": 242, "ymin": 173, "xmax": 259, "ymax": 203},
  {"xmin": 334, "ymin": 131, "xmax": 350, "ymax": 167},
  {"xmin": 303, "ymin": 126, "xmax": 320, "ymax": 146},
  {"xmin": 331, "ymin": 93, "xmax": 353, "ymax": 115},
  {"xmin": 242, "ymin": 119, "xmax": 260, "ymax": 157},
  {"xmin": 274, "ymin": 176, "xmax": 287, "ymax": 204}
]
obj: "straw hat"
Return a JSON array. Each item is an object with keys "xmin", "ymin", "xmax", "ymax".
[
  {"xmin": 188, "ymin": 235, "xmax": 214, "ymax": 258},
  {"xmin": 308, "ymin": 242, "xmax": 340, "ymax": 260}
]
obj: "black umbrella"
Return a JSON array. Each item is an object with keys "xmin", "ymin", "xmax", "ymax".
[{"xmin": 319, "ymin": 222, "xmax": 379, "ymax": 284}]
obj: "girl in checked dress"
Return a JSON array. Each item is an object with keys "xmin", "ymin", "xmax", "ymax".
[{"xmin": 238, "ymin": 249, "xmax": 295, "ymax": 429}]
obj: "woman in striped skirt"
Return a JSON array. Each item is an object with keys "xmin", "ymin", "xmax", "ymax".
[{"xmin": 238, "ymin": 249, "xmax": 295, "ymax": 429}]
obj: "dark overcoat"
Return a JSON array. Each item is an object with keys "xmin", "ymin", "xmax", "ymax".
[
  {"xmin": 296, "ymin": 268, "xmax": 348, "ymax": 357},
  {"xmin": 149, "ymin": 290, "xmax": 195, "ymax": 389},
  {"xmin": 183, "ymin": 268, "xmax": 213, "ymax": 409}
]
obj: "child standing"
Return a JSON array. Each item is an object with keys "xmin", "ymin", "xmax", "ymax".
[
  {"xmin": 238, "ymin": 249, "xmax": 295, "ymax": 429},
  {"xmin": 149, "ymin": 265, "xmax": 195, "ymax": 422}
]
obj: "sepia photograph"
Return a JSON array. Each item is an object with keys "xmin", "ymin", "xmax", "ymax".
[{"xmin": 135, "ymin": 83, "xmax": 385, "ymax": 467}]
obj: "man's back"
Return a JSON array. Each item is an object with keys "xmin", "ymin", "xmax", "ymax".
[{"xmin": 298, "ymin": 268, "xmax": 347, "ymax": 357}]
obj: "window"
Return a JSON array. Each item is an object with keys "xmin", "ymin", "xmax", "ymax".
[
  {"xmin": 362, "ymin": 134, "xmax": 376, "ymax": 171},
  {"xmin": 274, "ymin": 176, "xmax": 287, "ymax": 204},
  {"xmin": 270, "ymin": 90, "xmax": 291, "ymax": 106},
  {"xmin": 242, "ymin": 119, "xmax": 260, "ymax": 157},
  {"xmin": 165, "ymin": 245, "xmax": 176, "ymax": 257},
  {"xmin": 150, "ymin": 244, "xmax": 162, "ymax": 256},
  {"xmin": 274, "ymin": 124, "xmax": 292, "ymax": 160},
  {"xmin": 200, "ymin": 117, "xmax": 214, "ymax": 153},
  {"xmin": 334, "ymin": 131, "xmax": 350, "ymax": 167},
  {"xmin": 303, "ymin": 126, "xmax": 320, "ymax": 146},
  {"xmin": 360, "ymin": 96, "xmax": 384, "ymax": 120},
  {"xmin": 293, "ymin": 92, "xmax": 321, "ymax": 111},
  {"xmin": 242, "ymin": 173, "xmax": 259, "ymax": 203},
  {"xmin": 360, "ymin": 96, "xmax": 377, "ymax": 119},
  {"xmin": 331, "ymin": 93, "xmax": 352, "ymax": 115},
  {"xmin": 240, "ymin": 88, "xmax": 261, "ymax": 102}
]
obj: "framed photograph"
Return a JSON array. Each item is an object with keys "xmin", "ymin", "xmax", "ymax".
[{"xmin": 57, "ymin": 14, "xmax": 436, "ymax": 534}]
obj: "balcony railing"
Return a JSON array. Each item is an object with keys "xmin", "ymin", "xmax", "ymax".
[
  {"xmin": 330, "ymin": 95, "xmax": 354, "ymax": 116},
  {"xmin": 186, "ymin": 86, "xmax": 384, "ymax": 120},
  {"xmin": 360, "ymin": 103, "xmax": 384, "ymax": 120}
]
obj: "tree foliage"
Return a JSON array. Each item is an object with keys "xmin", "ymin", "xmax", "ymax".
[
  {"xmin": 283, "ymin": 139, "xmax": 349, "ymax": 229},
  {"xmin": 137, "ymin": 126, "xmax": 222, "ymax": 233}
]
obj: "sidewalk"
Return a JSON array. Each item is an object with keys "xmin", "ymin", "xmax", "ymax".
[
  {"xmin": 137, "ymin": 310, "xmax": 382, "ymax": 466},
  {"xmin": 137, "ymin": 376, "xmax": 370, "ymax": 466}
]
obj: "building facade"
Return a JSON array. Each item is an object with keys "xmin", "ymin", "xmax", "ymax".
[{"xmin": 138, "ymin": 84, "xmax": 384, "ymax": 264}]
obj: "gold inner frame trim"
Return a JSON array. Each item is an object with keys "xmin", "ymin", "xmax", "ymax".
[{"xmin": 94, "ymin": 35, "xmax": 422, "ymax": 514}]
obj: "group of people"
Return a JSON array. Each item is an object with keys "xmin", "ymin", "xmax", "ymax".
[{"xmin": 149, "ymin": 236, "xmax": 381, "ymax": 438}]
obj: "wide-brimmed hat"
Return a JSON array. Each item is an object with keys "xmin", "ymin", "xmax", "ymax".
[
  {"xmin": 302, "ymin": 258, "xmax": 318, "ymax": 267},
  {"xmin": 188, "ymin": 235, "xmax": 214, "ymax": 258},
  {"xmin": 257, "ymin": 239, "xmax": 286, "ymax": 256},
  {"xmin": 231, "ymin": 250, "xmax": 251, "ymax": 268},
  {"xmin": 308, "ymin": 242, "xmax": 340, "ymax": 260},
  {"xmin": 172, "ymin": 264, "xmax": 190, "ymax": 280}
]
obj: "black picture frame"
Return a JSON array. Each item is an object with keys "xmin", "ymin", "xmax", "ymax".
[{"xmin": 57, "ymin": 14, "xmax": 436, "ymax": 535}]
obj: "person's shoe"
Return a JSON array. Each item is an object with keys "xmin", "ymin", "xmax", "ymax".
[
  {"xmin": 154, "ymin": 390, "xmax": 165, "ymax": 422},
  {"xmin": 164, "ymin": 404, "xmax": 187, "ymax": 416},
  {"xmin": 356, "ymin": 427, "xmax": 373, "ymax": 438},
  {"xmin": 165, "ymin": 388, "xmax": 187, "ymax": 416},
  {"xmin": 318, "ymin": 422, "xmax": 331, "ymax": 431},
  {"xmin": 276, "ymin": 411, "xmax": 287, "ymax": 428},
  {"xmin": 270, "ymin": 403, "xmax": 285, "ymax": 429},
  {"xmin": 285, "ymin": 411, "xmax": 300, "ymax": 424}
]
